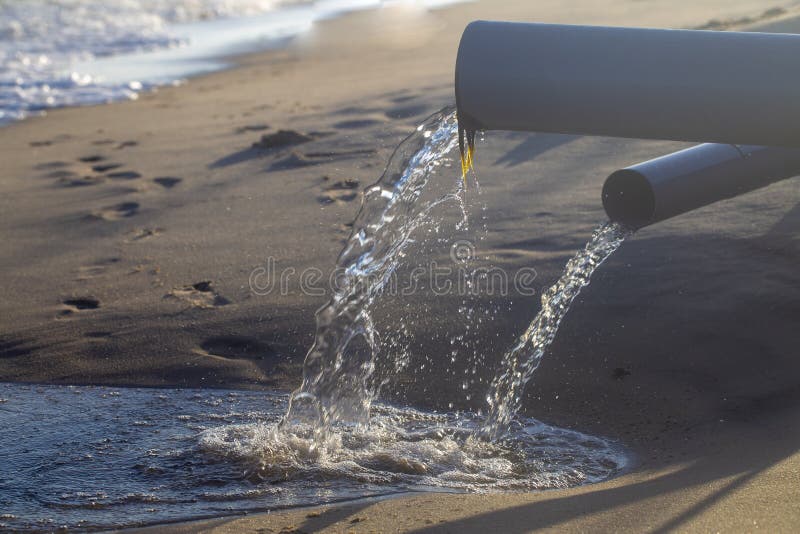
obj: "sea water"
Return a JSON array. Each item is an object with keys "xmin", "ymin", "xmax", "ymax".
[{"xmin": 0, "ymin": 0, "xmax": 470, "ymax": 124}]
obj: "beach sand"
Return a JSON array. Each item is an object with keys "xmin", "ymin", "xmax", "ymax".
[{"xmin": 1, "ymin": 0, "xmax": 799, "ymax": 531}]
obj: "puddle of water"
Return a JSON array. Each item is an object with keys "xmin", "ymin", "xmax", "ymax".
[{"xmin": 0, "ymin": 382, "xmax": 627, "ymax": 531}]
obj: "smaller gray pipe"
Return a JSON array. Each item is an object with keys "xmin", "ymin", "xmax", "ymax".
[{"xmin": 602, "ymin": 144, "xmax": 800, "ymax": 229}]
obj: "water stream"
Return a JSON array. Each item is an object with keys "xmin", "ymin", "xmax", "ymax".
[
  {"xmin": 284, "ymin": 108, "xmax": 464, "ymax": 430},
  {"xmin": 479, "ymin": 222, "xmax": 631, "ymax": 440}
]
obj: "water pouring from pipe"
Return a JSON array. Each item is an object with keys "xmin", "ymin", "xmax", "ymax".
[{"xmin": 274, "ymin": 19, "xmax": 800, "ymax": 492}]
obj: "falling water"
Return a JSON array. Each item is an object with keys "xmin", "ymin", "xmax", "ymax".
[
  {"xmin": 479, "ymin": 222, "xmax": 632, "ymax": 440},
  {"xmin": 283, "ymin": 107, "xmax": 464, "ymax": 430},
  {"xmin": 284, "ymin": 107, "xmax": 631, "ymax": 441}
]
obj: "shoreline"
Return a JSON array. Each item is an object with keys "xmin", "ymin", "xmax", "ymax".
[
  {"xmin": 0, "ymin": 0, "xmax": 473, "ymax": 127},
  {"xmin": 3, "ymin": 0, "xmax": 800, "ymax": 531}
]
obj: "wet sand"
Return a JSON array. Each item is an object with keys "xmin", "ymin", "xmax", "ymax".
[{"xmin": 1, "ymin": 0, "xmax": 799, "ymax": 532}]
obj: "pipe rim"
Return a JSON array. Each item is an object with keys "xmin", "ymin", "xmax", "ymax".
[{"xmin": 602, "ymin": 169, "xmax": 656, "ymax": 229}]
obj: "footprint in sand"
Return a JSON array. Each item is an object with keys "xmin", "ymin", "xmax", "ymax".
[
  {"xmin": 212, "ymin": 130, "xmax": 338, "ymax": 168},
  {"xmin": 126, "ymin": 227, "xmax": 163, "ymax": 242},
  {"xmin": 91, "ymin": 163, "xmax": 123, "ymax": 173},
  {"xmin": 88, "ymin": 201, "xmax": 140, "ymax": 221},
  {"xmin": 270, "ymin": 149, "xmax": 376, "ymax": 171},
  {"xmin": 333, "ymin": 118, "xmax": 385, "ymax": 130},
  {"xmin": 63, "ymin": 297, "xmax": 100, "ymax": 310},
  {"xmin": 153, "ymin": 177, "xmax": 182, "ymax": 189},
  {"xmin": 60, "ymin": 175, "xmax": 106, "ymax": 188},
  {"xmin": 28, "ymin": 134, "xmax": 71, "ymax": 147},
  {"xmin": 390, "ymin": 94, "xmax": 417, "ymax": 104},
  {"xmin": 34, "ymin": 158, "xmax": 105, "ymax": 187},
  {"xmin": 234, "ymin": 123, "xmax": 269, "ymax": 135},
  {"xmin": 318, "ymin": 191, "xmax": 359, "ymax": 205},
  {"xmin": 195, "ymin": 335, "xmax": 274, "ymax": 360},
  {"xmin": 46, "ymin": 168, "xmax": 104, "ymax": 187},
  {"xmin": 75, "ymin": 258, "xmax": 121, "ymax": 281},
  {"xmin": 74, "ymin": 155, "xmax": 145, "ymax": 183},
  {"xmin": 252, "ymin": 130, "xmax": 314, "ymax": 150},
  {"xmin": 59, "ymin": 297, "xmax": 100, "ymax": 317},
  {"xmin": 164, "ymin": 281, "xmax": 230, "ymax": 309},
  {"xmin": 317, "ymin": 177, "xmax": 361, "ymax": 205},
  {"xmin": 106, "ymin": 171, "xmax": 142, "ymax": 180}
]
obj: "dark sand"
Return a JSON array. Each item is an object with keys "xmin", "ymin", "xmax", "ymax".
[{"xmin": 1, "ymin": 0, "xmax": 799, "ymax": 531}]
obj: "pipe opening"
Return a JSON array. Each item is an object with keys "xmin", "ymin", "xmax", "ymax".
[{"xmin": 602, "ymin": 169, "xmax": 656, "ymax": 229}]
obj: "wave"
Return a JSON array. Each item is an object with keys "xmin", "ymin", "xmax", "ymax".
[{"xmin": 0, "ymin": 0, "xmax": 469, "ymax": 124}]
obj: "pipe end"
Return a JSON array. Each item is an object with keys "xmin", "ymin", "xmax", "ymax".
[{"xmin": 602, "ymin": 170, "xmax": 656, "ymax": 229}]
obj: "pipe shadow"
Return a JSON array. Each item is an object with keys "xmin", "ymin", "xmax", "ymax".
[
  {"xmin": 494, "ymin": 133, "xmax": 580, "ymax": 168},
  {"xmin": 408, "ymin": 448, "xmax": 794, "ymax": 533},
  {"xmin": 765, "ymin": 200, "xmax": 800, "ymax": 237}
]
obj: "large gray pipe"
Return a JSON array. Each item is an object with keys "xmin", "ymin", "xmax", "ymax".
[
  {"xmin": 602, "ymin": 144, "xmax": 800, "ymax": 229},
  {"xmin": 456, "ymin": 21, "xmax": 800, "ymax": 146}
]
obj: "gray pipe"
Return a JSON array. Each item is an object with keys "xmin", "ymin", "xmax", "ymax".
[
  {"xmin": 456, "ymin": 21, "xmax": 800, "ymax": 146},
  {"xmin": 602, "ymin": 144, "xmax": 800, "ymax": 229}
]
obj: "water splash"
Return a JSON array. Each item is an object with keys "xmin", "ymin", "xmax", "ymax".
[
  {"xmin": 284, "ymin": 107, "xmax": 464, "ymax": 431},
  {"xmin": 478, "ymin": 222, "xmax": 632, "ymax": 440},
  {"xmin": 204, "ymin": 404, "xmax": 627, "ymax": 493},
  {"xmin": 284, "ymin": 107, "xmax": 631, "ymax": 451}
]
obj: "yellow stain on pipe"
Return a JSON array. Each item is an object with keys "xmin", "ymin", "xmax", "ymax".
[
  {"xmin": 458, "ymin": 125, "xmax": 476, "ymax": 187},
  {"xmin": 460, "ymin": 145, "xmax": 474, "ymax": 184}
]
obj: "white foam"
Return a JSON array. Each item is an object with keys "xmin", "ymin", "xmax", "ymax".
[
  {"xmin": 199, "ymin": 404, "xmax": 629, "ymax": 491},
  {"xmin": 0, "ymin": 0, "xmax": 470, "ymax": 124}
]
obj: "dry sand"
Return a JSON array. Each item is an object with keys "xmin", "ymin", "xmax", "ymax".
[{"xmin": 1, "ymin": 0, "xmax": 799, "ymax": 532}]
